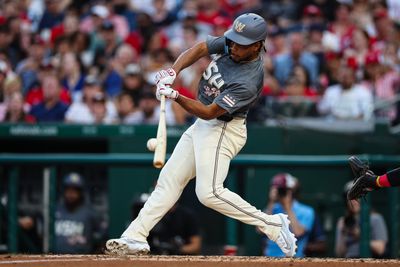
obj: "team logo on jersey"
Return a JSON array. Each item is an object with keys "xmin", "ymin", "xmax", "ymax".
[
  {"xmin": 203, "ymin": 85, "xmax": 220, "ymax": 98},
  {"xmin": 234, "ymin": 21, "xmax": 246, "ymax": 33},
  {"xmin": 222, "ymin": 94, "xmax": 236, "ymax": 107}
]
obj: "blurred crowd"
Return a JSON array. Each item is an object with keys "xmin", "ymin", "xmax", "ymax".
[{"xmin": 0, "ymin": 0, "xmax": 399, "ymax": 125}]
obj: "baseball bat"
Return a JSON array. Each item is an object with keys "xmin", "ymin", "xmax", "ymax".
[{"xmin": 153, "ymin": 95, "xmax": 167, "ymax": 168}]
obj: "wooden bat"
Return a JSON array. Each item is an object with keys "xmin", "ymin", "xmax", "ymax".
[{"xmin": 153, "ymin": 95, "xmax": 167, "ymax": 168}]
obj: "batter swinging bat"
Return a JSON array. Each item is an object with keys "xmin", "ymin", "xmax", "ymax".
[{"xmin": 153, "ymin": 95, "xmax": 167, "ymax": 168}]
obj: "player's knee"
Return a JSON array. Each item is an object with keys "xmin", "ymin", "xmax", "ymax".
[{"xmin": 195, "ymin": 187, "xmax": 214, "ymax": 207}]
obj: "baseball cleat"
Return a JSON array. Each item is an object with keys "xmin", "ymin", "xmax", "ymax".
[
  {"xmin": 105, "ymin": 237, "xmax": 150, "ymax": 255},
  {"xmin": 275, "ymin": 214, "xmax": 297, "ymax": 257}
]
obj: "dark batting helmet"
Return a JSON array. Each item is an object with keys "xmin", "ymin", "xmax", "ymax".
[
  {"xmin": 224, "ymin": 13, "xmax": 267, "ymax": 45},
  {"xmin": 63, "ymin": 173, "xmax": 85, "ymax": 189}
]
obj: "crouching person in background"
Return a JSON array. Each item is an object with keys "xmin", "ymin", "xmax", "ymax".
[
  {"xmin": 54, "ymin": 173, "xmax": 106, "ymax": 254},
  {"xmin": 335, "ymin": 181, "xmax": 388, "ymax": 258}
]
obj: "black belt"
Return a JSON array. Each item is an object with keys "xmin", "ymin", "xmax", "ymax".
[{"xmin": 217, "ymin": 114, "xmax": 233, "ymax": 122}]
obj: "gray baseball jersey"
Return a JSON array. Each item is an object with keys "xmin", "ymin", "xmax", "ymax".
[{"xmin": 197, "ymin": 36, "xmax": 264, "ymax": 118}]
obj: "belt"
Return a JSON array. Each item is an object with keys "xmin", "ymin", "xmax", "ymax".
[{"xmin": 217, "ymin": 114, "xmax": 233, "ymax": 122}]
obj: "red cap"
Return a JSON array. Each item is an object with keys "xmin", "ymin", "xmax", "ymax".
[
  {"xmin": 271, "ymin": 173, "xmax": 297, "ymax": 189},
  {"xmin": 213, "ymin": 16, "xmax": 232, "ymax": 29},
  {"xmin": 346, "ymin": 56, "xmax": 358, "ymax": 70},
  {"xmin": 31, "ymin": 35, "xmax": 45, "ymax": 46},
  {"xmin": 325, "ymin": 51, "xmax": 342, "ymax": 61},
  {"xmin": 365, "ymin": 51, "xmax": 380, "ymax": 65},
  {"xmin": 373, "ymin": 8, "xmax": 388, "ymax": 20},
  {"xmin": 303, "ymin": 5, "xmax": 322, "ymax": 16}
]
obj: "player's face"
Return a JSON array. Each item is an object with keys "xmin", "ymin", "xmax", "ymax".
[{"xmin": 229, "ymin": 41, "xmax": 260, "ymax": 63}]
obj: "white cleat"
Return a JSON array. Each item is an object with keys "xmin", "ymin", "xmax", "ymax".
[
  {"xmin": 105, "ymin": 237, "xmax": 150, "ymax": 255},
  {"xmin": 275, "ymin": 214, "xmax": 297, "ymax": 257}
]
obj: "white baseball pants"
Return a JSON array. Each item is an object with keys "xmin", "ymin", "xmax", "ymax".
[{"xmin": 122, "ymin": 118, "xmax": 282, "ymax": 242}]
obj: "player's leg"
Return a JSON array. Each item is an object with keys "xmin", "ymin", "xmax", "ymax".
[
  {"xmin": 106, "ymin": 125, "xmax": 196, "ymax": 254},
  {"xmin": 193, "ymin": 119, "xmax": 296, "ymax": 256}
]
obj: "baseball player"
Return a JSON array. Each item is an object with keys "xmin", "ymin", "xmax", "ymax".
[
  {"xmin": 106, "ymin": 13, "xmax": 297, "ymax": 256},
  {"xmin": 347, "ymin": 156, "xmax": 400, "ymax": 200}
]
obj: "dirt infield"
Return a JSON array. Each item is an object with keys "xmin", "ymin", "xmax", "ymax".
[{"xmin": 0, "ymin": 255, "xmax": 399, "ymax": 267}]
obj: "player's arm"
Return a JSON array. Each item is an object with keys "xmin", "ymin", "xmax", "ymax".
[
  {"xmin": 155, "ymin": 41, "xmax": 209, "ymax": 86},
  {"xmin": 172, "ymin": 41, "xmax": 209, "ymax": 75},
  {"xmin": 175, "ymin": 94, "xmax": 226, "ymax": 120}
]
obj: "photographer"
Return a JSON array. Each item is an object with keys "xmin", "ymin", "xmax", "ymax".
[
  {"xmin": 335, "ymin": 182, "xmax": 388, "ymax": 258},
  {"xmin": 263, "ymin": 173, "xmax": 315, "ymax": 257}
]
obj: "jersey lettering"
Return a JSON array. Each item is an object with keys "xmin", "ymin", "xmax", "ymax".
[{"xmin": 202, "ymin": 59, "xmax": 225, "ymax": 90}]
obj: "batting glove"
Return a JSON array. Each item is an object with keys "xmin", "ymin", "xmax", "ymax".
[
  {"xmin": 156, "ymin": 85, "xmax": 179, "ymax": 100},
  {"xmin": 155, "ymin": 68, "xmax": 176, "ymax": 86}
]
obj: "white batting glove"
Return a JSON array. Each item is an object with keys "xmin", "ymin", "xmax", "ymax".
[
  {"xmin": 156, "ymin": 85, "xmax": 179, "ymax": 100},
  {"xmin": 155, "ymin": 68, "xmax": 176, "ymax": 86}
]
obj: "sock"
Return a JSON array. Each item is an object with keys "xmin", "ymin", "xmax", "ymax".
[{"xmin": 376, "ymin": 174, "xmax": 391, "ymax": 187}]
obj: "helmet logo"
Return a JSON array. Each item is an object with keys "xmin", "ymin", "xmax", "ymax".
[{"xmin": 234, "ymin": 21, "xmax": 246, "ymax": 33}]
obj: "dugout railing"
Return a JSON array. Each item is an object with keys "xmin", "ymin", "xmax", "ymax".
[{"xmin": 0, "ymin": 153, "xmax": 399, "ymax": 257}]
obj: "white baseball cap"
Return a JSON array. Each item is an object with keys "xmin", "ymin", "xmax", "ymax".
[{"xmin": 91, "ymin": 5, "xmax": 109, "ymax": 19}]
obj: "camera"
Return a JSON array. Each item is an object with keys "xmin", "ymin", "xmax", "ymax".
[
  {"xmin": 344, "ymin": 214, "xmax": 356, "ymax": 229},
  {"xmin": 277, "ymin": 187, "xmax": 288, "ymax": 197}
]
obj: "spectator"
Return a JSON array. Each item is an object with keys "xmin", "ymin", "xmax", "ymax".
[
  {"xmin": 327, "ymin": 2, "xmax": 356, "ymax": 52},
  {"xmin": 344, "ymin": 28, "xmax": 371, "ymax": 68},
  {"xmin": 90, "ymin": 92, "xmax": 115, "ymax": 124},
  {"xmin": 50, "ymin": 12, "xmax": 80, "ymax": 45},
  {"xmin": 38, "ymin": 0, "xmax": 65, "ymax": 32},
  {"xmin": 139, "ymin": 89, "xmax": 182, "ymax": 125},
  {"xmin": 274, "ymin": 76, "xmax": 318, "ymax": 117},
  {"xmin": 60, "ymin": 52, "xmax": 86, "ymax": 102},
  {"xmin": 306, "ymin": 23, "xmax": 326, "ymax": 72},
  {"xmin": 4, "ymin": 92, "xmax": 31, "ymax": 123},
  {"xmin": 65, "ymin": 75, "xmax": 117, "ymax": 124},
  {"xmin": 94, "ymin": 20, "xmax": 122, "ymax": 78},
  {"xmin": 103, "ymin": 44, "xmax": 138, "ymax": 98},
  {"xmin": 304, "ymin": 214, "xmax": 327, "ymax": 257},
  {"xmin": 80, "ymin": 4, "xmax": 129, "ymax": 40},
  {"xmin": 0, "ymin": 24, "xmax": 19, "ymax": 68},
  {"xmin": 122, "ymin": 63, "xmax": 148, "ymax": 106},
  {"xmin": 131, "ymin": 194, "xmax": 202, "ymax": 255},
  {"xmin": 112, "ymin": 0, "xmax": 138, "ymax": 32},
  {"xmin": 150, "ymin": 0, "xmax": 177, "ymax": 27},
  {"xmin": 318, "ymin": 64, "xmax": 373, "ymax": 120},
  {"xmin": 301, "ymin": 5, "xmax": 325, "ymax": 29},
  {"xmin": 0, "ymin": 60, "xmax": 8, "ymax": 120},
  {"xmin": 373, "ymin": 8, "xmax": 396, "ymax": 50},
  {"xmin": 362, "ymin": 51, "xmax": 400, "ymax": 122},
  {"xmin": 116, "ymin": 92, "xmax": 143, "ymax": 124},
  {"xmin": 139, "ymin": 90, "xmax": 160, "ymax": 125},
  {"xmin": 15, "ymin": 35, "xmax": 47, "ymax": 94},
  {"xmin": 351, "ymin": 0, "xmax": 375, "ymax": 35},
  {"xmin": 0, "ymin": 192, "xmax": 43, "ymax": 253},
  {"xmin": 263, "ymin": 173, "xmax": 315, "ymax": 257},
  {"xmin": 335, "ymin": 181, "xmax": 388, "ymax": 258},
  {"xmin": 54, "ymin": 173, "xmax": 106, "ymax": 254},
  {"xmin": 273, "ymin": 31, "xmax": 319, "ymax": 87},
  {"xmin": 266, "ymin": 27, "xmax": 288, "ymax": 57},
  {"xmin": 25, "ymin": 61, "xmax": 72, "ymax": 108},
  {"xmin": 29, "ymin": 74, "xmax": 68, "ymax": 122}
]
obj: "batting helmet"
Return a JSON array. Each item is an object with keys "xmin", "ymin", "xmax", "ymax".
[
  {"xmin": 224, "ymin": 13, "xmax": 267, "ymax": 45},
  {"xmin": 63, "ymin": 173, "xmax": 84, "ymax": 189}
]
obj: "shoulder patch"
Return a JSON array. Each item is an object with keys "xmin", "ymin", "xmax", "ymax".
[{"xmin": 222, "ymin": 94, "xmax": 236, "ymax": 107}]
